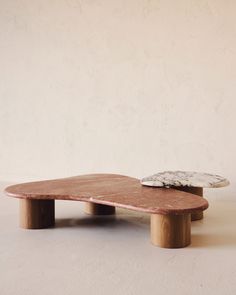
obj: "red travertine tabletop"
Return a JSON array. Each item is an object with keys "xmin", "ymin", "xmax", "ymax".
[{"xmin": 5, "ymin": 174, "xmax": 208, "ymax": 215}]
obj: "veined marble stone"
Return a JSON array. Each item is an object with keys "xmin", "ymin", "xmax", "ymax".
[{"xmin": 141, "ymin": 171, "xmax": 230, "ymax": 188}]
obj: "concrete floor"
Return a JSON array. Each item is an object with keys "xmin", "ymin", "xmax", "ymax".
[{"xmin": 1, "ymin": 182, "xmax": 236, "ymax": 295}]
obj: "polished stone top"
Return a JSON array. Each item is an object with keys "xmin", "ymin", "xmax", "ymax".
[
  {"xmin": 141, "ymin": 171, "xmax": 230, "ymax": 188},
  {"xmin": 4, "ymin": 174, "xmax": 208, "ymax": 215}
]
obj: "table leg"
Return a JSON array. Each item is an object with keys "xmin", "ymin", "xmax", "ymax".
[
  {"xmin": 176, "ymin": 187, "xmax": 203, "ymax": 221},
  {"xmin": 20, "ymin": 199, "xmax": 55, "ymax": 229},
  {"xmin": 84, "ymin": 202, "xmax": 115, "ymax": 215},
  {"xmin": 150, "ymin": 213, "xmax": 191, "ymax": 248}
]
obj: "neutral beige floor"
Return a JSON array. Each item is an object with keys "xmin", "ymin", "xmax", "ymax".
[{"xmin": 1, "ymin": 182, "xmax": 236, "ymax": 295}]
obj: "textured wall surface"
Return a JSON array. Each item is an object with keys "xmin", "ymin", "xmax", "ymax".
[{"xmin": 0, "ymin": 0, "xmax": 235, "ymax": 199}]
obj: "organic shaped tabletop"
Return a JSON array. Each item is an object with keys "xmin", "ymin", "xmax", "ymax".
[{"xmin": 5, "ymin": 173, "xmax": 208, "ymax": 215}]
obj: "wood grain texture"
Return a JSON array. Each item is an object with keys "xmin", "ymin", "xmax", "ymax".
[
  {"xmin": 84, "ymin": 202, "xmax": 115, "ymax": 215},
  {"xmin": 5, "ymin": 174, "xmax": 209, "ymax": 215},
  {"xmin": 151, "ymin": 213, "xmax": 191, "ymax": 248},
  {"xmin": 20, "ymin": 199, "xmax": 55, "ymax": 229}
]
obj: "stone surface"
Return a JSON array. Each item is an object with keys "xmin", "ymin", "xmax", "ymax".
[
  {"xmin": 141, "ymin": 171, "xmax": 230, "ymax": 188},
  {"xmin": 5, "ymin": 174, "xmax": 208, "ymax": 215},
  {"xmin": 1, "ymin": 181, "xmax": 236, "ymax": 295}
]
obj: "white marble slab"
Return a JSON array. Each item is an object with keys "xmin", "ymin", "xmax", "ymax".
[{"xmin": 141, "ymin": 171, "xmax": 230, "ymax": 188}]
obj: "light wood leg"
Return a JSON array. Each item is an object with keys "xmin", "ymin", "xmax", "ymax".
[
  {"xmin": 84, "ymin": 202, "xmax": 115, "ymax": 215},
  {"xmin": 20, "ymin": 199, "xmax": 55, "ymax": 229},
  {"xmin": 151, "ymin": 213, "xmax": 191, "ymax": 248},
  {"xmin": 176, "ymin": 187, "xmax": 203, "ymax": 221}
]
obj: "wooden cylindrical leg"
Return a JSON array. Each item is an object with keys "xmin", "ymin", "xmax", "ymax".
[
  {"xmin": 84, "ymin": 202, "xmax": 115, "ymax": 215},
  {"xmin": 20, "ymin": 199, "xmax": 55, "ymax": 229},
  {"xmin": 176, "ymin": 187, "xmax": 203, "ymax": 221},
  {"xmin": 151, "ymin": 213, "xmax": 191, "ymax": 248}
]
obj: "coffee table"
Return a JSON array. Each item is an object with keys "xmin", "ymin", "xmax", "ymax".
[
  {"xmin": 5, "ymin": 174, "xmax": 209, "ymax": 248},
  {"xmin": 141, "ymin": 171, "xmax": 229, "ymax": 220}
]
